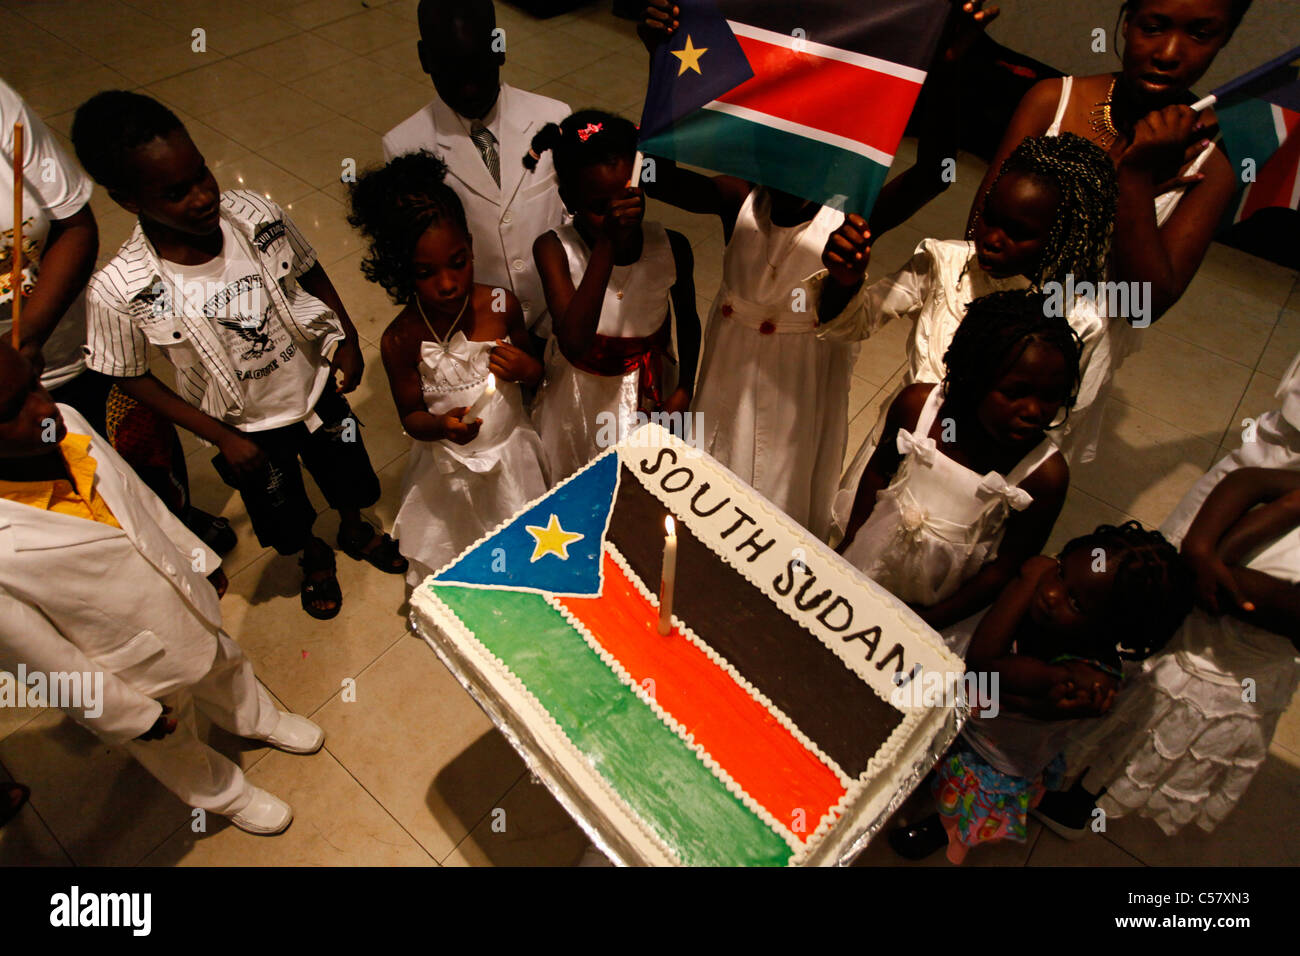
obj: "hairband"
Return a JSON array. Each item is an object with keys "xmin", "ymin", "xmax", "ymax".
[
  {"xmin": 576, "ymin": 121, "xmax": 603, "ymax": 142},
  {"xmin": 527, "ymin": 148, "xmax": 541, "ymax": 162}
]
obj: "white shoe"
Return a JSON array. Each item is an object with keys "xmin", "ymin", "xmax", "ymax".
[
  {"xmin": 262, "ymin": 712, "xmax": 324, "ymax": 754},
  {"xmin": 229, "ymin": 787, "xmax": 293, "ymax": 835}
]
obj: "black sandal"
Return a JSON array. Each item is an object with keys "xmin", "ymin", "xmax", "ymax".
[
  {"xmin": 299, "ymin": 540, "xmax": 342, "ymax": 620},
  {"xmin": 887, "ymin": 813, "xmax": 949, "ymax": 860},
  {"xmin": 185, "ymin": 507, "xmax": 237, "ymax": 556},
  {"xmin": 337, "ymin": 520, "xmax": 408, "ymax": 575}
]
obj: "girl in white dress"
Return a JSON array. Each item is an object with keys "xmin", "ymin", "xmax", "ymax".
[
  {"xmin": 349, "ymin": 151, "xmax": 549, "ymax": 586},
  {"xmin": 526, "ymin": 111, "xmax": 700, "ymax": 483},
  {"xmin": 1072, "ymin": 465, "xmax": 1300, "ymax": 836},
  {"xmin": 839, "ymin": 291, "xmax": 1079, "ymax": 640},
  {"xmin": 637, "ymin": 154, "xmax": 871, "ymax": 539},
  {"xmin": 826, "ymin": 135, "xmax": 1119, "ymax": 541}
]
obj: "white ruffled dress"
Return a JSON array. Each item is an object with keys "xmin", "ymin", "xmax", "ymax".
[
  {"xmin": 1070, "ymin": 355, "xmax": 1300, "ymax": 833},
  {"xmin": 392, "ymin": 334, "xmax": 549, "ymax": 587}
]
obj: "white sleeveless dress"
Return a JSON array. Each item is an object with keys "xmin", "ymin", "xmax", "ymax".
[
  {"xmin": 392, "ymin": 334, "xmax": 549, "ymax": 587},
  {"xmin": 692, "ymin": 188, "xmax": 859, "ymax": 540},
  {"xmin": 825, "ymin": 239, "xmax": 1107, "ymax": 542},
  {"xmin": 1075, "ymin": 521, "xmax": 1300, "ymax": 835},
  {"xmin": 531, "ymin": 221, "xmax": 676, "ymax": 483},
  {"xmin": 842, "ymin": 384, "xmax": 1058, "ymax": 629}
]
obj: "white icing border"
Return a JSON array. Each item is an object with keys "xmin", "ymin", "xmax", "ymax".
[
  {"xmin": 542, "ymin": 592, "xmax": 804, "ymax": 858},
  {"xmin": 412, "ymin": 424, "xmax": 968, "ymax": 865},
  {"xmin": 411, "ymin": 583, "xmax": 682, "ymax": 867}
]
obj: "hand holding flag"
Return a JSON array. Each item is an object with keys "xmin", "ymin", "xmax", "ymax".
[
  {"xmin": 636, "ymin": 0, "xmax": 951, "ymax": 218},
  {"xmin": 1198, "ymin": 44, "xmax": 1300, "ymax": 223},
  {"xmin": 1191, "ymin": 43, "xmax": 1300, "ymax": 112},
  {"xmin": 821, "ymin": 214, "xmax": 871, "ymax": 288}
]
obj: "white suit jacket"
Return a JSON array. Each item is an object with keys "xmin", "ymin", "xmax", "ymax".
[
  {"xmin": 0, "ymin": 406, "xmax": 223, "ymax": 743},
  {"xmin": 383, "ymin": 84, "xmax": 570, "ymax": 334}
]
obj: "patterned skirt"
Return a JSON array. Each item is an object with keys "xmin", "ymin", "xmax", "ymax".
[{"xmin": 932, "ymin": 746, "xmax": 1065, "ymax": 864}]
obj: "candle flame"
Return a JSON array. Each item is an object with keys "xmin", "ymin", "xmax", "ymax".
[
  {"xmin": 486, "ymin": 372, "xmax": 496, "ymax": 392},
  {"xmin": 664, "ymin": 515, "xmax": 675, "ymax": 535}
]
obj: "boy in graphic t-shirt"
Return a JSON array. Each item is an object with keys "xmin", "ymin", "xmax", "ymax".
[{"xmin": 73, "ymin": 91, "xmax": 407, "ymax": 620}]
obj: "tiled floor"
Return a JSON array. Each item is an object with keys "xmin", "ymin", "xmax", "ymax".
[{"xmin": 2, "ymin": 0, "xmax": 1297, "ymax": 867}]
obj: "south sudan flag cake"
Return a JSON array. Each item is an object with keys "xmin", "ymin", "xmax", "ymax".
[{"xmin": 411, "ymin": 424, "xmax": 966, "ymax": 866}]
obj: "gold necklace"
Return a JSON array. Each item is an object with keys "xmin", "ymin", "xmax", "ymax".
[
  {"xmin": 1089, "ymin": 78, "xmax": 1120, "ymax": 150},
  {"xmin": 415, "ymin": 292, "xmax": 471, "ymax": 353}
]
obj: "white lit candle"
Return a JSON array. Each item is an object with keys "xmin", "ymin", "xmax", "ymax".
[
  {"xmin": 464, "ymin": 373, "xmax": 496, "ymax": 421},
  {"xmin": 657, "ymin": 515, "xmax": 677, "ymax": 635}
]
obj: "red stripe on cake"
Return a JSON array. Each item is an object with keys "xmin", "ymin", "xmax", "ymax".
[
  {"xmin": 558, "ymin": 554, "xmax": 847, "ymax": 840},
  {"xmin": 715, "ymin": 33, "xmax": 921, "ymax": 154}
]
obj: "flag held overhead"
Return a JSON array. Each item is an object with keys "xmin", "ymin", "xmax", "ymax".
[{"xmin": 637, "ymin": 0, "xmax": 951, "ymax": 217}]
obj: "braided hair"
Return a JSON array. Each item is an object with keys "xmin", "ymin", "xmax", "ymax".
[
  {"xmin": 1060, "ymin": 520, "xmax": 1195, "ymax": 661},
  {"xmin": 71, "ymin": 91, "xmax": 184, "ymax": 192},
  {"xmin": 345, "ymin": 150, "xmax": 469, "ymax": 305},
  {"xmin": 941, "ymin": 290, "xmax": 1084, "ymax": 427},
  {"xmin": 522, "ymin": 109, "xmax": 638, "ymax": 198},
  {"xmin": 970, "ymin": 132, "xmax": 1118, "ymax": 289}
]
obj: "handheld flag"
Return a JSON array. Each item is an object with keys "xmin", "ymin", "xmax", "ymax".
[
  {"xmin": 1206, "ymin": 46, "xmax": 1300, "ymax": 223},
  {"xmin": 637, "ymin": 0, "xmax": 951, "ymax": 217},
  {"xmin": 1192, "ymin": 43, "xmax": 1300, "ymax": 112}
]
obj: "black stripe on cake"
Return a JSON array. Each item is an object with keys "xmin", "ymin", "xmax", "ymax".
[{"xmin": 608, "ymin": 465, "xmax": 902, "ymax": 778}]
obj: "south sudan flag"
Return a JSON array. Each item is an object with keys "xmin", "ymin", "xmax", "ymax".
[
  {"xmin": 637, "ymin": 0, "xmax": 950, "ymax": 216},
  {"xmin": 1211, "ymin": 46, "xmax": 1300, "ymax": 223}
]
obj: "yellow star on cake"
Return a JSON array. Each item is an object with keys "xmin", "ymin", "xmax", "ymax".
[
  {"xmin": 525, "ymin": 514, "xmax": 584, "ymax": 563},
  {"xmin": 672, "ymin": 35, "xmax": 707, "ymax": 76}
]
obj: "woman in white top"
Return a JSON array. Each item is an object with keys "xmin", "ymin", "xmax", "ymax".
[{"xmin": 970, "ymin": 0, "xmax": 1248, "ymax": 321}]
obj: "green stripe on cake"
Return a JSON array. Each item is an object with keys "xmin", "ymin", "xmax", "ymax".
[{"xmin": 433, "ymin": 584, "xmax": 793, "ymax": 866}]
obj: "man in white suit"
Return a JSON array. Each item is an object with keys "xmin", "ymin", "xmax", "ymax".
[
  {"xmin": 0, "ymin": 345, "xmax": 322, "ymax": 835},
  {"xmin": 383, "ymin": 0, "xmax": 570, "ymax": 342}
]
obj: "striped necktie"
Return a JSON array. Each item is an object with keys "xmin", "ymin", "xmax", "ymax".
[{"xmin": 469, "ymin": 122, "xmax": 500, "ymax": 187}]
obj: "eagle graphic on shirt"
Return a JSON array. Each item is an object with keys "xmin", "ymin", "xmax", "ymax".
[{"xmin": 215, "ymin": 305, "xmax": 274, "ymax": 360}]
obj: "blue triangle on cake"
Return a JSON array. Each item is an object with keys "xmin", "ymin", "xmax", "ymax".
[{"xmin": 430, "ymin": 452, "xmax": 620, "ymax": 597}]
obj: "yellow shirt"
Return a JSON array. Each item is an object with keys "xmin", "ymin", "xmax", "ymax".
[{"xmin": 0, "ymin": 433, "xmax": 122, "ymax": 529}]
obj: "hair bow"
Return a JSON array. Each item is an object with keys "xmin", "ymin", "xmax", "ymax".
[{"xmin": 576, "ymin": 122, "xmax": 604, "ymax": 142}]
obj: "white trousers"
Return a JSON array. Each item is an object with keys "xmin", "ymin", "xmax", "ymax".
[{"xmin": 123, "ymin": 632, "xmax": 280, "ymax": 815}]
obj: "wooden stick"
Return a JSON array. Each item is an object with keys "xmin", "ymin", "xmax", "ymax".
[{"xmin": 10, "ymin": 121, "xmax": 22, "ymax": 349}]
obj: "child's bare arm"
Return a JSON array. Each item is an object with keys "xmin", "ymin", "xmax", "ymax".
[
  {"xmin": 818, "ymin": 214, "xmax": 870, "ymax": 324},
  {"xmin": 298, "ymin": 263, "xmax": 364, "ymax": 393},
  {"xmin": 966, "ymin": 554, "xmax": 1051, "ymax": 669},
  {"xmin": 115, "ymin": 372, "xmax": 266, "ymax": 477},
  {"xmin": 490, "ymin": 293, "xmax": 543, "ymax": 389},
  {"xmin": 1225, "ymin": 566, "xmax": 1300, "ymax": 645},
  {"xmin": 1183, "ymin": 468, "xmax": 1300, "ymax": 614},
  {"xmin": 641, "ymin": 159, "xmax": 750, "ymax": 239},
  {"xmin": 839, "ymin": 384, "xmax": 929, "ymax": 552},
  {"xmin": 534, "ymin": 222, "xmax": 619, "ymax": 362},
  {"xmin": 665, "ymin": 229, "xmax": 700, "ymax": 408},
  {"xmin": 919, "ymin": 451, "xmax": 1068, "ymax": 630}
]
